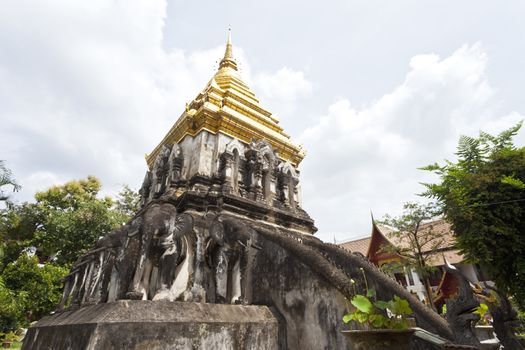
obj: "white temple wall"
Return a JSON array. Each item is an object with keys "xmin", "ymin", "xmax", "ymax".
[
  {"xmin": 177, "ymin": 131, "xmax": 255, "ymax": 181},
  {"xmin": 177, "ymin": 136, "xmax": 197, "ymax": 180},
  {"xmin": 178, "ymin": 131, "xmax": 220, "ymax": 179},
  {"xmin": 175, "ymin": 131, "xmax": 306, "ymax": 209},
  {"xmin": 196, "ymin": 131, "xmax": 216, "ymax": 176}
]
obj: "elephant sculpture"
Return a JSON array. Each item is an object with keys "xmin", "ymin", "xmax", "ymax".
[
  {"xmin": 151, "ymin": 211, "xmax": 194, "ymax": 301},
  {"xmin": 126, "ymin": 201, "xmax": 194, "ymax": 301},
  {"xmin": 208, "ymin": 215, "xmax": 260, "ymax": 304}
]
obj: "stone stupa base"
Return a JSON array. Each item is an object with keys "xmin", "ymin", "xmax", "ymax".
[{"xmin": 22, "ymin": 300, "xmax": 278, "ymax": 350}]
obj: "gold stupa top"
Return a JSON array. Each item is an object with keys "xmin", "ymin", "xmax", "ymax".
[
  {"xmin": 218, "ymin": 30, "xmax": 236, "ymax": 69},
  {"xmin": 147, "ymin": 31, "xmax": 305, "ymax": 168}
]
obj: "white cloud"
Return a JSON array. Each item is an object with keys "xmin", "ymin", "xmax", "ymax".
[
  {"xmin": 0, "ymin": 0, "xmax": 308, "ymax": 205},
  {"xmin": 0, "ymin": 0, "xmax": 225, "ymax": 202},
  {"xmin": 254, "ymin": 67, "xmax": 313, "ymax": 101},
  {"xmin": 299, "ymin": 43, "xmax": 524, "ymax": 242},
  {"xmin": 251, "ymin": 67, "xmax": 314, "ymax": 126},
  {"xmin": 2, "ymin": 2, "xmax": 523, "ymax": 247}
]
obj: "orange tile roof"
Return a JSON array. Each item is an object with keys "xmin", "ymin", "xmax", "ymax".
[
  {"xmin": 426, "ymin": 249, "xmax": 464, "ymax": 265},
  {"xmin": 383, "ymin": 219, "xmax": 458, "ymax": 254},
  {"xmin": 339, "ymin": 236, "xmax": 371, "ymax": 256},
  {"xmin": 338, "ymin": 219, "xmax": 465, "ymax": 267}
]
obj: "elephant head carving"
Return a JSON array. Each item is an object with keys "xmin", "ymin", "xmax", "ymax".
[
  {"xmin": 126, "ymin": 202, "xmax": 195, "ymax": 301},
  {"xmin": 207, "ymin": 216, "xmax": 258, "ymax": 304}
]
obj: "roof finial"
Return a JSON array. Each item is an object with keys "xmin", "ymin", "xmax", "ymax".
[
  {"xmin": 224, "ymin": 27, "xmax": 233, "ymax": 60},
  {"xmin": 219, "ymin": 27, "xmax": 237, "ymax": 70}
]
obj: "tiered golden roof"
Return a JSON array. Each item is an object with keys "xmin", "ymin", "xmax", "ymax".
[{"xmin": 146, "ymin": 32, "xmax": 305, "ymax": 168}]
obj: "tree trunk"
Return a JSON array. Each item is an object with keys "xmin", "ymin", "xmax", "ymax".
[{"xmin": 423, "ymin": 276, "xmax": 437, "ymax": 312}]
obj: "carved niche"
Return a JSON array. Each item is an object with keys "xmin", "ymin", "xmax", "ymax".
[
  {"xmin": 219, "ymin": 139, "xmax": 245, "ymax": 196},
  {"xmin": 277, "ymin": 161, "xmax": 300, "ymax": 209},
  {"xmin": 218, "ymin": 139, "xmax": 280, "ymax": 205},
  {"xmin": 148, "ymin": 146, "xmax": 171, "ymax": 202}
]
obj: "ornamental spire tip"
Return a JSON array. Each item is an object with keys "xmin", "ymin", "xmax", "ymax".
[
  {"xmin": 219, "ymin": 28, "xmax": 237, "ymax": 70},
  {"xmin": 224, "ymin": 28, "xmax": 233, "ymax": 60}
]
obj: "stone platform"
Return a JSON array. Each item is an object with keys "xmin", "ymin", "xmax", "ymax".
[{"xmin": 22, "ymin": 301, "xmax": 278, "ymax": 350}]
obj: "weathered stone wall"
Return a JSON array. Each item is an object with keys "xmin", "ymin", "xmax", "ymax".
[
  {"xmin": 251, "ymin": 234, "xmax": 351, "ymax": 350},
  {"xmin": 178, "ymin": 132, "xmax": 241, "ymax": 181},
  {"xmin": 178, "ymin": 131, "xmax": 217, "ymax": 180},
  {"xmin": 173, "ymin": 132, "xmax": 306, "ymax": 207},
  {"xmin": 22, "ymin": 301, "xmax": 278, "ymax": 350}
]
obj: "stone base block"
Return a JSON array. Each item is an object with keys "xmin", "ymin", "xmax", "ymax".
[{"xmin": 22, "ymin": 301, "xmax": 278, "ymax": 350}]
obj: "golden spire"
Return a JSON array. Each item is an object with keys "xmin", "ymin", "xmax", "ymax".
[
  {"xmin": 147, "ymin": 30, "xmax": 306, "ymax": 169},
  {"xmin": 224, "ymin": 29, "xmax": 233, "ymax": 59},
  {"xmin": 219, "ymin": 28, "xmax": 237, "ymax": 70}
]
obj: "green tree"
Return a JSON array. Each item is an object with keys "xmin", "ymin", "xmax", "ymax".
[
  {"xmin": 0, "ymin": 276, "xmax": 22, "ymax": 333},
  {"xmin": 0, "ymin": 176, "xmax": 132, "ymax": 266},
  {"xmin": 0, "ymin": 177, "xmax": 138, "ymax": 328},
  {"xmin": 0, "ymin": 161, "xmax": 21, "ymax": 202},
  {"xmin": 422, "ymin": 122, "xmax": 525, "ymax": 308},
  {"xmin": 0, "ymin": 202, "xmax": 42, "ymax": 268},
  {"xmin": 114, "ymin": 184, "xmax": 140, "ymax": 219},
  {"xmin": 379, "ymin": 202, "xmax": 447, "ymax": 312},
  {"xmin": 2, "ymin": 254, "xmax": 67, "ymax": 325}
]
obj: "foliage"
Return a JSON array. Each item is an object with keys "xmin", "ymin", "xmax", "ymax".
[
  {"xmin": 0, "ymin": 177, "xmax": 136, "ymax": 266},
  {"xmin": 517, "ymin": 306, "xmax": 525, "ymax": 335},
  {"xmin": 473, "ymin": 303, "xmax": 490, "ymax": 325},
  {"xmin": 343, "ymin": 270, "xmax": 413, "ymax": 329},
  {"xmin": 0, "ymin": 161, "xmax": 21, "ymax": 202},
  {"xmin": 343, "ymin": 288, "xmax": 413, "ymax": 330},
  {"xmin": 421, "ymin": 122, "xmax": 525, "ymax": 308},
  {"xmin": 379, "ymin": 202, "xmax": 447, "ymax": 311},
  {"xmin": 0, "ymin": 203, "xmax": 43, "ymax": 268},
  {"xmin": 114, "ymin": 184, "xmax": 140, "ymax": 219},
  {"xmin": 0, "ymin": 277, "xmax": 22, "ymax": 333},
  {"xmin": 0, "ymin": 177, "xmax": 138, "ymax": 332},
  {"xmin": 2, "ymin": 254, "xmax": 67, "ymax": 325},
  {"xmin": 0, "ymin": 330, "xmax": 19, "ymax": 342}
]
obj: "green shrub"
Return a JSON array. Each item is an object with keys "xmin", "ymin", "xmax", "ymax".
[
  {"xmin": 2, "ymin": 254, "xmax": 67, "ymax": 325},
  {"xmin": 0, "ymin": 277, "xmax": 22, "ymax": 333}
]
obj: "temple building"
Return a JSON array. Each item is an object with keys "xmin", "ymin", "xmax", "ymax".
[
  {"xmin": 338, "ymin": 218, "xmax": 490, "ymax": 311},
  {"xmin": 142, "ymin": 31, "xmax": 315, "ymax": 235},
  {"xmin": 24, "ymin": 32, "xmax": 494, "ymax": 350}
]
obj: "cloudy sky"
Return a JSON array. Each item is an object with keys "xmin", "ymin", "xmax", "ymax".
[{"xmin": 2, "ymin": 0, "xmax": 524, "ymax": 242}]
